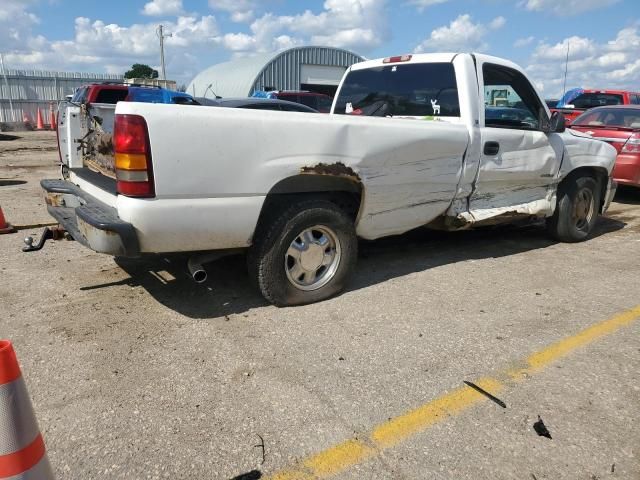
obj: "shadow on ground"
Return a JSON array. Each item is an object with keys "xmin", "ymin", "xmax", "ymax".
[
  {"xmin": 613, "ymin": 186, "xmax": 640, "ymax": 205},
  {"xmin": 0, "ymin": 134, "xmax": 21, "ymax": 141},
  {"xmin": 80, "ymin": 216, "xmax": 625, "ymax": 320},
  {"xmin": 0, "ymin": 179, "xmax": 28, "ymax": 187}
]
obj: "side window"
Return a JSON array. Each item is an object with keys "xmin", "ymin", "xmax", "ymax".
[
  {"xmin": 483, "ymin": 63, "xmax": 544, "ymax": 130},
  {"xmin": 632, "ymin": 94, "xmax": 640, "ymax": 105}
]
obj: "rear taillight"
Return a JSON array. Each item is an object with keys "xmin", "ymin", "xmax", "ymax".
[
  {"xmin": 621, "ymin": 133, "xmax": 640, "ymax": 153},
  {"xmin": 113, "ymin": 114, "xmax": 155, "ymax": 197}
]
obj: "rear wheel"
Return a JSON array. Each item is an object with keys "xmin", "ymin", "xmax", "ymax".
[
  {"xmin": 547, "ymin": 175, "xmax": 600, "ymax": 242},
  {"xmin": 248, "ymin": 200, "xmax": 357, "ymax": 306}
]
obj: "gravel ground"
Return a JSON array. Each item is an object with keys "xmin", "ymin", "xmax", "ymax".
[{"xmin": 1, "ymin": 131, "xmax": 639, "ymax": 479}]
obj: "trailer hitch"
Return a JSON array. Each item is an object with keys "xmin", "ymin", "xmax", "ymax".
[{"xmin": 22, "ymin": 226, "xmax": 66, "ymax": 252}]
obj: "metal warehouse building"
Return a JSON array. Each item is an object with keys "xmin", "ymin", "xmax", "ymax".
[
  {"xmin": 187, "ymin": 46, "xmax": 365, "ymax": 99},
  {"xmin": 0, "ymin": 68, "xmax": 123, "ymax": 127}
]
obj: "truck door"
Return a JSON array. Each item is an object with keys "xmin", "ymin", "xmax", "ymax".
[{"xmin": 469, "ymin": 61, "xmax": 563, "ymax": 217}]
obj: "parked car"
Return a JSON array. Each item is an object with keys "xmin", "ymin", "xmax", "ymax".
[
  {"xmin": 551, "ymin": 89, "xmax": 640, "ymax": 125},
  {"xmin": 196, "ymin": 97, "xmax": 318, "ymax": 112},
  {"xmin": 570, "ymin": 105, "xmax": 640, "ymax": 188},
  {"xmin": 252, "ymin": 90, "xmax": 333, "ymax": 113},
  {"xmin": 545, "ymin": 99, "xmax": 559, "ymax": 109},
  {"xmin": 485, "ymin": 106, "xmax": 537, "ymax": 128},
  {"xmin": 71, "ymin": 83, "xmax": 197, "ymax": 105},
  {"xmin": 39, "ymin": 53, "xmax": 616, "ymax": 306}
]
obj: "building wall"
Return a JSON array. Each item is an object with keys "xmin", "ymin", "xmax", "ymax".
[
  {"xmin": 0, "ymin": 69, "xmax": 123, "ymax": 126},
  {"xmin": 252, "ymin": 47, "xmax": 364, "ymax": 94}
]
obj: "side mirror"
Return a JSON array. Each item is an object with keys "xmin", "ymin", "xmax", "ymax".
[{"xmin": 549, "ymin": 111, "xmax": 566, "ymax": 133}]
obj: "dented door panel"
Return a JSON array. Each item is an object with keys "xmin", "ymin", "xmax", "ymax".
[{"xmin": 470, "ymin": 129, "xmax": 561, "ymax": 215}]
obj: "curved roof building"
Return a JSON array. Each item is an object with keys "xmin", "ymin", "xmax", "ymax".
[{"xmin": 187, "ymin": 46, "xmax": 365, "ymax": 99}]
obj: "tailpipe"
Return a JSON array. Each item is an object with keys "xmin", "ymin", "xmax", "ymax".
[
  {"xmin": 187, "ymin": 257, "xmax": 207, "ymax": 283},
  {"xmin": 187, "ymin": 249, "xmax": 243, "ymax": 284}
]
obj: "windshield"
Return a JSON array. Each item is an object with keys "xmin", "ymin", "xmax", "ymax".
[
  {"xmin": 334, "ymin": 62, "xmax": 460, "ymax": 117},
  {"xmin": 573, "ymin": 108, "xmax": 640, "ymax": 128},
  {"xmin": 570, "ymin": 93, "xmax": 623, "ymax": 109}
]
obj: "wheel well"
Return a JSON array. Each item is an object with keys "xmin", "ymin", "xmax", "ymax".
[
  {"xmin": 253, "ymin": 175, "xmax": 363, "ymax": 242},
  {"xmin": 561, "ymin": 166, "xmax": 609, "ymax": 212}
]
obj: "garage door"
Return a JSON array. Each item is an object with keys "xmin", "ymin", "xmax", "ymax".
[{"xmin": 300, "ymin": 65, "xmax": 347, "ymax": 86}]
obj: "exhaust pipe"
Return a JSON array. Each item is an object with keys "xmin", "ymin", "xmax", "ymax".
[
  {"xmin": 187, "ymin": 257, "xmax": 207, "ymax": 283},
  {"xmin": 187, "ymin": 249, "xmax": 243, "ymax": 284}
]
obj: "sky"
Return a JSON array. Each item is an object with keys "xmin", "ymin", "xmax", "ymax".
[{"xmin": 0, "ymin": 0, "xmax": 638, "ymax": 98}]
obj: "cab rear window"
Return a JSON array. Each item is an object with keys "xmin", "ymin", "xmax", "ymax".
[
  {"xmin": 94, "ymin": 89, "xmax": 128, "ymax": 104},
  {"xmin": 334, "ymin": 62, "xmax": 460, "ymax": 117},
  {"xmin": 571, "ymin": 93, "xmax": 623, "ymax": 109}
]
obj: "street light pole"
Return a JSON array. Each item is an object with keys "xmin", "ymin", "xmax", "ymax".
[{"xmin": 156, "ymin": 25, "xmax": 172, "ymax": 82}]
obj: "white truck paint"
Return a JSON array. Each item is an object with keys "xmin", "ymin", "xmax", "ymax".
[{"xmin": 42, "ymin": 53, "xmax": 617, "ymax": 305}]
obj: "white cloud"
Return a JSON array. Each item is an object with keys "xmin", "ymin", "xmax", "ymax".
[
  {"xmin": 0, "ymin": 0, "xmax": 40, "ymax": 51},
  {"xmin": 414, "ymin": 14, "xmax": 505, "ymax": 53},
  {"xmin": 142, "ymin": 0, "xmax": 184, "ymax": 17},
  {"xmin": 219, "ymin": 0, "xmax": 388, "ymax": 56},
  {"xmin": 3, "ymin": 14, "xmax": 219, "ymax": 85},
  {"xmin": 209, "ymin": 0, "xmax": 255, "ymax": 23},
  {"xmin": 525, "ymin": 26, "xmax": 640, "ymax": 97},
  {"xmin": 519, "ymin": 0, "xmax": 620, "ymax": 16},
  {"xmin": 514, "ymin": 36, "xmax": 535, "ymax": 47},
  {"xmin": 406, "ymin": 0, "xmax": 449, "ymax": 12}
]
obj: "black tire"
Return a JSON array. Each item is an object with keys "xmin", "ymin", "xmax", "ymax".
[
  {"xmin": 546, "ymin": 175, "xmax": 601, "ymax": 242},
  {"xmin": 248, "ymin": 200, "xmax": 357, "ymax": 307}
]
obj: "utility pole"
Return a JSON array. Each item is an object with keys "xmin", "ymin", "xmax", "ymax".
[
  {"xmin": 561, "ymin": 40, "xmax": 570, "ymax": 99},
  {"xmin": 156, "ymin": 25, "xmax": 172, "ymax": 82}
]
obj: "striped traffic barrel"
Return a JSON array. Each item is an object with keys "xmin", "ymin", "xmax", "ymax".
[{"xmin": 0, "ymin": 340, "xmax": 54, "ymax": 479}]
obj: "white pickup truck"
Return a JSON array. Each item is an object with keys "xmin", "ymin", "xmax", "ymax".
[{"xmin": 38, "ymin": 53, "xmax": 617, "ymax": 306}]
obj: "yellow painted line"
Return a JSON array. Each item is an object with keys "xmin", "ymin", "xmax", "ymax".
[
  {"xmin": 526, "ymin": 305, "xmax": 640, "ymax": 372},
  {"xmin": 267, "ymin": 305, "xmax": 640, "ymax": 480},
  {"xmin": 303, "ymin": 439, "xmax": 374, "ymax": 478},
  {"xmin": 371, "ymin": 378, "xmax": 503, "ymax": 448}
]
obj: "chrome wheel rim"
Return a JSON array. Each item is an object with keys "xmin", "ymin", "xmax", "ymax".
[
  {"xmin": 573, "ymin": 187, "xmax": 595, "ymax": 231},
  {"xmin": 285, "ymin": 225, "xmax": 342, "ymax": 291}
]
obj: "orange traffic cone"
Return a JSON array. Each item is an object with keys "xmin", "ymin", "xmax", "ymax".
[
  {"xmin": 0, "ymin": 341, "xmax": 55, "ymax": 478},
  {"xmin": 36, "ymin": 109, "xmax": 45, "ymax": 130},
  {"xmin": 0, "ymin": 340, "xmax": 54, "ymax": 479},
  {"xmin": 0, "ymin": 205, "xmax": 15, "ymax": 234}
]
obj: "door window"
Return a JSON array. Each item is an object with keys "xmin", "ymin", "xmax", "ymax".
[{"xmin": 483, "ymin": 63, "xmax": 544, "ymax": 130}]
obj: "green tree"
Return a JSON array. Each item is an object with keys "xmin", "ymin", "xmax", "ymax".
[{"xmin": 124, "ymin": 64, "xmax": 159, "ymax": 79}]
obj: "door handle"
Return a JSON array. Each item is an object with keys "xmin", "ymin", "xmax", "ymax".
[{"xmin": 484, "ymin": 141, "xmax": 500, "ymax": 156}]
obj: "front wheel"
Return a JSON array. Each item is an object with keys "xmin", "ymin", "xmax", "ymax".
[
  {"xmin": 248, "ymin": 200, "xmax": 358, "ymax": 307},
  {"xmin": 547, "ymin": 175, "xmax": 601, "ymax": 242}
]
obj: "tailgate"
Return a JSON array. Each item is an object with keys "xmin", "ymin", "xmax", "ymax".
[{"xmin": 58, "ymin": 101, "xmax": 117, "ymax": 178}]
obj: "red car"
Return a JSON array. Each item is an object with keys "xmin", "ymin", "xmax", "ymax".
[
  {"xmin": 570, "ymin": 105, "xmax": 640, "ymax": 188},
  {"xmin": 552, "ymin": 89, "xmax": 640, "ymax": 124}
]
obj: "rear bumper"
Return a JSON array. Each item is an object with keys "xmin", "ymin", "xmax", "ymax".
[{"xmin": 41, "ymin": 179, "xmax": 140, "ymax": 257}]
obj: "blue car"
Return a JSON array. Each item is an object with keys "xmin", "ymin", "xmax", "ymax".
[{"xmin": 126, "ymin": 86, "xmax": 199, "ymax": 105}]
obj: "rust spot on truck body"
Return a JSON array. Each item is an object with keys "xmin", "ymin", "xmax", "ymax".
[{"xmin": 300, "ymin": 162, "xmax": 361, "ymax": 182}]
